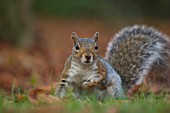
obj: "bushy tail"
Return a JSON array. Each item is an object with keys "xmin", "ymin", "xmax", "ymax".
[{"xmin": 105, "ymin": 25, "xmax": 170, "ymax": 95}]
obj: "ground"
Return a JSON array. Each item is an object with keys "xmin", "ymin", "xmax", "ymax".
[
  {"xmin": 0, "ymin": 17, "xmax": 170, "ymax": 113},
  {"xmin": 0, "ymin": 91, "xmax": 170, "ymax": 113}
]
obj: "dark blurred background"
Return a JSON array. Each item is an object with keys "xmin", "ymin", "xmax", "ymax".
[{"xmin": 0, "ymin": 0, "xmax": 170, "ymax": 93}]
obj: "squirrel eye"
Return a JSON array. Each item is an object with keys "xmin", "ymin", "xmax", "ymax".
[
  {"xmin": 95, "ymin": 45, "xmax": 98, "ymax": 50},
  {"xmin": 75, "ymin": 44, "xmax": 80, "ymax": 50}
]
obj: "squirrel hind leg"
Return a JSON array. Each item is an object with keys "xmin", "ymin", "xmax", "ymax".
[
  {"xmin": 126, "ymin": 84, "xmax": 141, "ymax": 98},
  {"xmin": 126, "ymin": 71, "xmax": 148, "ymax": 97}
]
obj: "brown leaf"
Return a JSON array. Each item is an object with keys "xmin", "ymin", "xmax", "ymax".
[{"xmin": 28, "ymin": 88, "xmax": 61, "ymax": 104}]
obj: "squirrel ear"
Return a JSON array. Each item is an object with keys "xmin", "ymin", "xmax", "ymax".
[
  {"xmin": 93, "ymin": 32, "xmax": 99, "ymax": 42},
  {"xmin": 71, "ymin": 32, "xmax": 78, "ymax": 43}
]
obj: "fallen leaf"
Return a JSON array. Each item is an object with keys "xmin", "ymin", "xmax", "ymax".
[{"xmin": 28, "ymin": 88, "xmax": 61, "ymax": 104}]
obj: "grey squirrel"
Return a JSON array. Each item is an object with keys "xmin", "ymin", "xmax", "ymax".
[{"xmin": 55, "ymin": 25, "xmax": 170, "ymax": 99}]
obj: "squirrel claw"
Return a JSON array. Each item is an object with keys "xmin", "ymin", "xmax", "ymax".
[
  {"xmin": 82, "ymin": 78, "xmax": 98, "ymax": 89},
  {"xmin": 82, "ymin": 80, "xmax": 90, "ymax": 88}
]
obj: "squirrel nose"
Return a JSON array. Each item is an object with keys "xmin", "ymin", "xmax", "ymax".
[{"xmin": 85, "ymin": 55, "xmax": 91, "ymax": 60}]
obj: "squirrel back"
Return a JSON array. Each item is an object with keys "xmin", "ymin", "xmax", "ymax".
[{"xmin": 105, "ymin": 25, "xmax": 170, "ymax": 95}]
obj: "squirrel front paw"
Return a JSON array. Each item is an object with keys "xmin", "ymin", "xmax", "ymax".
[
  {"xmin": 82, "ymin": 76, "xmax": 100, "ymax": 89},
  {"xmin": 82, "ymin": 80, "xmax": 93, "ymax": 89}
]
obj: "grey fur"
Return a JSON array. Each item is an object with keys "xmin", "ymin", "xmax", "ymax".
[{"xmin": 55, "ymin": 37, "xmax": 125, "ymax": 100}]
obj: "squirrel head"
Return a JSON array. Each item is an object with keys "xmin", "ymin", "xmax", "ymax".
[{"xmin": 71, "ymin": 32, "xmax": 99, "ymax": 65}]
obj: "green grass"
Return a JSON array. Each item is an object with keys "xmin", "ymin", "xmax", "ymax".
[{"xmin": 0, "ymin": 91, "xmax": 170, "ymax": 113}]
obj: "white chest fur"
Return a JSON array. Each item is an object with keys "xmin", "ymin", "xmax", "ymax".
[{"xmin": 67, "ymin": 60, "xmax": 98, "ymax": 85}]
